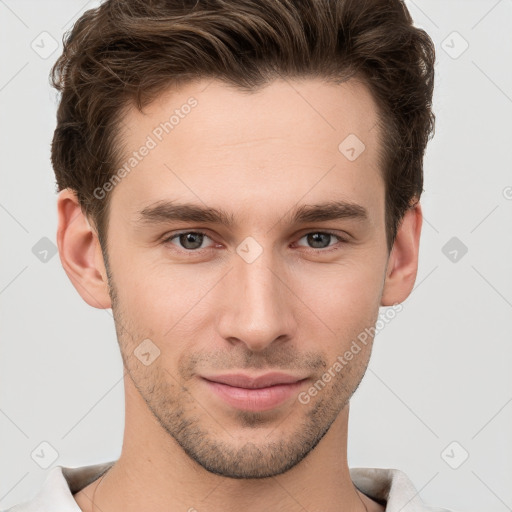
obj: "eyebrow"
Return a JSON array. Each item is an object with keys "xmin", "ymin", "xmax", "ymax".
[{"xmin": 135, "ymin": 199, "xmax": 369, "ymax": 228}]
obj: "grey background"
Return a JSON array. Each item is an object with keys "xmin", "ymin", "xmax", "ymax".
[{"xmin": 1, "ymin": 1, "xmax": 511, "ymax": 511}]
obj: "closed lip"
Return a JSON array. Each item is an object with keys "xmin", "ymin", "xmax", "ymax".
[{"xmin": 201, "ymin": 372, "xmax": 308, "ymax": 389}]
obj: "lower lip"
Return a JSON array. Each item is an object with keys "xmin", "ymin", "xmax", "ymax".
[{"xmin": 202, "ymin": 378, "xmax": 306, "ymax": 412}]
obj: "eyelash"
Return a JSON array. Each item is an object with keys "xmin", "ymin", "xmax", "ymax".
[{"xmin": 162, "ymin": 230, "xmax": 349, "ymax": 254}]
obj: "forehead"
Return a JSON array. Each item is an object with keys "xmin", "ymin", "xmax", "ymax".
[
  {"xmin": 120, "ymin": 76, "xmax": 381, "ymax": 151},
  {"xmin": 111, "ymin": 77, "xmax": 384, "ymax": 227}
]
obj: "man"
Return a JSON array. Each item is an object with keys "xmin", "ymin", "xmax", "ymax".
[{"xmin": 5, "ymin": 0, "xmax": 451, "ymax": 511}]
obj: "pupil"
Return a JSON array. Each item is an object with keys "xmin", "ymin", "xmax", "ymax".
[
  {"xmin": 181, "ymin": 233, "xmax": 203, "ymax": 249},
  {"xmin": 308, "ymin": 233, "xmax": 330, "ymax": 248}
]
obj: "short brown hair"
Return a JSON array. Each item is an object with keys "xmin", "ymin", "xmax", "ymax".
[{"xmin": 50, "ymin": 0, "xmax": 435, "ymax": 254}]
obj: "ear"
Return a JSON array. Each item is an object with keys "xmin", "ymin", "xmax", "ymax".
[
  {"xmin": 56, "ymin": 188, "xmax": 112, "ymax": 309},
  {"xmin": 380, "ymin": 201, "xmax": 423, "ymax": 306}
]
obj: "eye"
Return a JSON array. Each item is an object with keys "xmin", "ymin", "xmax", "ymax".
[
  {"xmin": 295, "ymin": 231, "xmax": 347, "ymax": 251},
  {"xmin": 164, "ymin": 231, "xmax": 214, "ymax": 251},
  {"xmin": 162, "ymin": 230, "xmax": 348, "ymax": 254}
]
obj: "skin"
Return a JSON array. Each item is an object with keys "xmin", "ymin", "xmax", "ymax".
[{"xmin": 58, "ymin": 77, "xmax": 422, "ymax": 512}]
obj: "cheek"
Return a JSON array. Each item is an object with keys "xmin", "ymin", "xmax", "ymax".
[
  {"xmin": 297, "ymin": 257, "xmax": 383, "ymax": 318},
  {"xmin": 112, "ymin": 244, "xmax": 190, "ymax": 310},
  {"xmin": 109, "ymin": 263, "xmax": 173, "ymax": 346},
  {"xmin": 112, "ymin": 261, "xmax": 222, "ymax": 364},
  {"xmin": 293, "ymin": 259, "xmax": 384, "ymax": 357}
]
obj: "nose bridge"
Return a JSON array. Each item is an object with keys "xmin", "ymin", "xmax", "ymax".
[{"xmin": 218, "ymin": 245, "xmax": 295, "ymax": 351}]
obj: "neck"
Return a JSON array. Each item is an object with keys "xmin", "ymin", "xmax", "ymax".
[{"xmin": 76, "ymin": 374, "xmax": 380, "ymax": 512}]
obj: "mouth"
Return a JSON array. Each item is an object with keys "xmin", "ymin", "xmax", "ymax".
[{"xmin": 200, "ymin": 372, "xmax": 309, "ymax": 412}]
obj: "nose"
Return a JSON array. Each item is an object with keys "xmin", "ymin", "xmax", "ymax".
[{"xmin": 216, "ymin": 250, "xmax": 297, "ymax": 352}]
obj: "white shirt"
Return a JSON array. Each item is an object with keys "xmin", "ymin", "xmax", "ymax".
[{"xmin": 3, "ymin": 461, "xmax": 453, "ymax": 512}]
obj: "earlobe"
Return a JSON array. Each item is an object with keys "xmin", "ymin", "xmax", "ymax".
[
  {"xmin": 56, "ymin": 189, "xmax": 112, "ymax": 309},
  {"xmin": 380, "ymin": 201, "xmax": 423, "ymax": 307}
]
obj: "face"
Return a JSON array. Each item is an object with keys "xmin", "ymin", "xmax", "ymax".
[{"xmin": 102, "ymin": 77, "xmax": 389, "ymax": 478}]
